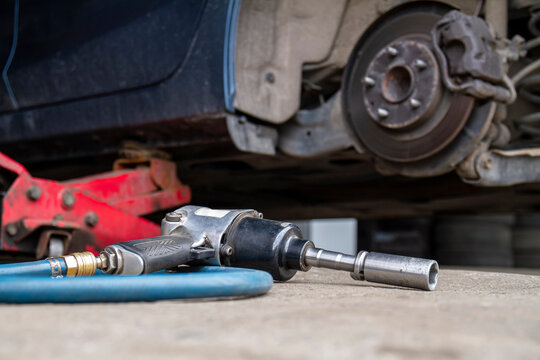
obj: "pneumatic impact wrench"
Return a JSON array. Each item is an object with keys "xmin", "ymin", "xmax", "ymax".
[{"xmin": 63, "ymin": 206, "xmax": 439, "ymax": 291}]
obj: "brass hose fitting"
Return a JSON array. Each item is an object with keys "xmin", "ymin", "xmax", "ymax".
[{"xmin": 61, "ymin": 251, "xmax": 99, "ymax": 276}]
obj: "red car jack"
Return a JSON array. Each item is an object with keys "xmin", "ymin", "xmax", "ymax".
[{"xmin": 0, "ymin": 153, "xmax": 191, "ymax": 258}]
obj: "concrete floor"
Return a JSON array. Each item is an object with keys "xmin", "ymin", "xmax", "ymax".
[{"xmin": 0, "ymin": 268, "xmax": 538, "ymax": 360}]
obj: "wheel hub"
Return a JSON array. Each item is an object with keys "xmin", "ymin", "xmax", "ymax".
[{"xmin": 364, "ymin": 39, "xmax": 441, "ymax": 130}]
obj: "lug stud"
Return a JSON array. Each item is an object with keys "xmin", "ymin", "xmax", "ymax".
[
  {"xmin": 414, "ymin": 59, "xmax": 427, "ymax": 70},
  {"xmin": 410, "ymin": 98, "xmax": 421, "ymax": 108},
  {"xmin": 364, "ymin": 76, "xmax": 375, "ymax": 87},
  {"xmin": 377, "ymin": 108, "xmax": 389, "ymax": 118},
  {"xmin": 386, "ymin": 46, "xmax": 398, "ymax": 56}
]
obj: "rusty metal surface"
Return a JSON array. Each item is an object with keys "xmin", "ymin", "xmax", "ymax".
[
  {"xmin": 364, "ymin": 40, "xmax": 442, "ymax": 130},
  {"xmin": 343, "ymin": 4, "xmax": 478, "ymax": 165},
  {"xmin": 432, "ymin": 10, "xmax": 515, "ymax": 104},
  {"xmin": 376, "ymin": 99, "xmax": 496, "ymax": 177},
  {"xmin": 462, "ymin": 148, "xmax": 540, "ymax": 186},
  {"xmin": 435, "ymin": 11, "xmax": 504, "ymax": 83}
]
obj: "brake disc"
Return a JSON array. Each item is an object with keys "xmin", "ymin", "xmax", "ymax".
[{"xmin": 342, "ymin": 3, "xmax": 493, "ymax": 176}]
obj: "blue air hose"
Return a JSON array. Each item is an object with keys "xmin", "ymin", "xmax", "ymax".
[
  {"xmin": 0, "ymin": 260, "xmax": 273, "ymax": 303},
  {"xmin": 0, "ymin": 259, "xmax": 66, "ymax": 276}
]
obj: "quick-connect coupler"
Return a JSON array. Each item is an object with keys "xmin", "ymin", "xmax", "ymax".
[{"xmin": 61, "ymin": 251, "xmax": 100, "ymax": 276}]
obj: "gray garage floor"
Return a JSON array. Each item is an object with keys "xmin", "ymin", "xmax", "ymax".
[{"xmin": 0, "ymin": 268, "xmax": 538, "ymax": 360}]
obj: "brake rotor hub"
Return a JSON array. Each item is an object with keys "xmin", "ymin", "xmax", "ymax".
[{"xmin": 364, "ymin": 39, "xmax": 441, "ymax": 130}]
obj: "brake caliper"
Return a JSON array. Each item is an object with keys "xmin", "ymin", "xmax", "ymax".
[{"xmin": 432, "ymin": 10, "xmax": 515, "ymax": 104}]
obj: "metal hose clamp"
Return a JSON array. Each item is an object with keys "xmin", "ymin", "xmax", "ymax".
[{"xmin": 46, "ymin": 258, "xmax": 63, "ymax": 278}]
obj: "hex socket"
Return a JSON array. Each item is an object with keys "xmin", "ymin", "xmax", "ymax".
[{"xmin": 363, "ymin": 252, "xmax": 439, "ymax": 291}]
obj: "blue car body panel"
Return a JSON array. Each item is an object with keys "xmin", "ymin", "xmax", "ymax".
[{"xmin": 0, "ymin": 0, "xmax": 233, "ymax": 166}]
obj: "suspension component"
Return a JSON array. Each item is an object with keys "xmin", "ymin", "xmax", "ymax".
[{"xmin": 60, "ymin": 206, "xmax": 439, "ymax": 291}]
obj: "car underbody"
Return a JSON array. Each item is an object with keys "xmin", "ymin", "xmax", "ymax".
[{"xmin": 0, "ymin": 0, "xmax": 538, "ymax": 220}]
